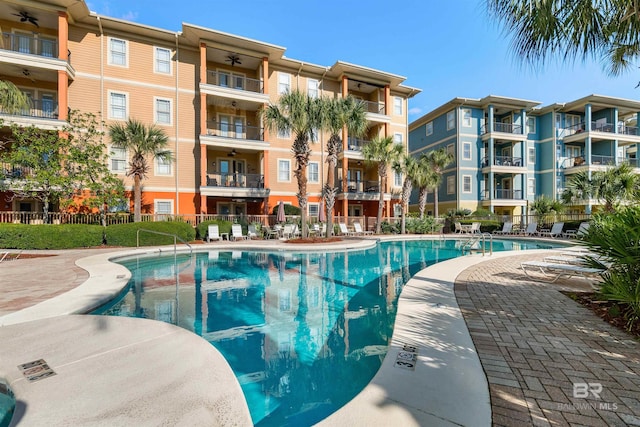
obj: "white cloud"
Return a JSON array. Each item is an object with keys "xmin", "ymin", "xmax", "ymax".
[
  {"xmin": 120, "ymin": 11, "xmax": 139, "ymax": 21},
  {"xmin": 408, "ymin": 107, "xmax": 423, "ymax": 116}
]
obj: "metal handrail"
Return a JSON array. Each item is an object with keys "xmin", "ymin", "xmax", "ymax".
[
  {"xmin": 480, "ymin": 232, "xmax": 493, "ymax": 256},
  {"xmin": 136, "ymin": 229, "xmax": 192, "ymax": 257}
]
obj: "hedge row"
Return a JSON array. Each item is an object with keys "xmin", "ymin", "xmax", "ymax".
[{"xmin": 0, "ymin": 221, "xmax": 196, "ymax": 249}]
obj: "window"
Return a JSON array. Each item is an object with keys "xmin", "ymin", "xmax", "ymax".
[
  {"xmin": 308, "ymin": 203, "xmax": 319, "ymax": 217},
  {"xmin": 426, "ymin": 121, "xmax": 433, "ymax": 136},
  {"xmin": 463, "ymin": 175, "xmax": 472, "ymax": 193},
  {"xmin": 307, "ymin": 79, "xmax": 319, "ymax": 99},
  {"xmin": 277, "ymin": 127, "xmax": 291, "ymax": 139},
  {"xmin": 109, "ymin": 91, "xmax": 127, "ymax": 120},
  {"xmin": 308, "ymin": 162, "xmax": 319, "ymax": 183},
  {"xmin": 393, "ymin": 97, "xmax": 402, "ymax": 115},
  {"xmin": 463, "ymin": 142, "xmax": 471, "ymax": 160},
  {"xmin": 526, "ymin": 117, "xmax": 536, "ymax": 134},
  {"xmin": 154, "ymin": 200, "xmax": 173, "ymax": 214},
  {"xmin": 278, "ymin": 159, "xmax": 290, "ymax": 182},
  {"xmin": 447, "ymin": 175, "xmax": 455, "ymax": 194},
  {"xmin": 393, "ymin": 133, "xmax": 403, "ymax": 145},
  {"xmin": 447, "ymin": 110, "xmax": 455, "ymax": 130},
  {"xmin": 278, "ymin": 72, "xmax": 291, "ymax": 95},
  {"xmin": 108, "ymin": 38, "xmax": 127, "ymax": 66},
  {"xmin": 462, "ymin": 108, "xmax": 472, "ymax": 127},
  {"xmin": 446, "ymin": 143, "xmax": 455, "ymax": 157},
  {"xmin": 528, "ymin": 178, "xmax": 535, "ymax": 196},
  {"xmin": 310, "ymin": 127, "xmax": 319, "ymax": 143},
  {"xmin": 155, "ymin": 98, "xmax": 171, "ymax": 125},
  {"xmin": 155, "ymin": 47, "xmax": 171, "ymax": 74},
  {"xmin": 528, "ymin": 147, "xmax": 535, "ymax": 164},
  {"xmin": 394, "ymin": 171, "xmax": 403, "ymax": 187},
  {"xmin": 109, "ymin": 146, "xmax": 127, "ymax": 173},
  {"xmin": 156, "ymin": 156, "xmax": 172, "ymax": 176}
]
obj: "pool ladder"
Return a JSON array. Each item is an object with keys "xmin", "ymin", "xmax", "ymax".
[
  {"xmin": 460, "ymin": 232, "xmax": 493, "ymax": 256},
  {"xmin": 136, "ymin": 229, "xmax": 193, "ymax": 257}
]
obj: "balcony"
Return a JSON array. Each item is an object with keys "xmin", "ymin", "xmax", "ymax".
[
  {"xmin": 201, "ymin": 173, "xmax": 269, "ymax": 198},
  {"xmin": 336, "ymin": 179, "xmax": 383, "ymax": 201},
  {"xmin": 0, "ymin": 32, "xmax": 74, "ymax": 79},
  {"xmin": 560, "ymin": 155, "xmax": 615, "ymax": 169},
  {"xmin": 481, "ymin": 155, "xmax": 523, "ymax": 167},
  {"xmin": 618, "ymin": 157, "xmax": 639, "ymax": 167},
  {"xmin": 562, "ymin": 121, "xmax": 640, "ymax": 144},
  {"xmin": 481, "ymin": 122, "xmax": 523, "ymax": 135},
  {"xmin": 1, "ymin": 163, "xmax": 33, "ymax": 180},
  {"xmin": 201, "ymin": 121, "xmax": 268, "ymax": 151},
  {"xmin": 362, "ymin": 100, "xmax": 390, "ymax": 124},
  {"xmin": 200, "ymin": 71, "xmax": 268, "ymax": 106},
  {"xmin": 481, "ymin": 189, "xmax": 523, "ymax": 200},
  {"xmin": 345, "ymin": 137, "xmax": 371, "ymax": 152},
  {"xmin": 1, "ymin": 32, "xmax": 58, "ymax": 59},
  {"xmin": 0, "ymin": 98, "xmax": 59, "ymax": 119}
]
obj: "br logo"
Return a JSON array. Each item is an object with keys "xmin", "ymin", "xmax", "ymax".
[{"xmin": 573, "ymin": 383, "xmax": 602, "ymax": 399}]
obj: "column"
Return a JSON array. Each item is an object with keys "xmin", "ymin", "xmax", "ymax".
[
  {"xmin": 341, "ymin": 76, "xmax": 349, "ymax": 219},
  {"xmin": 613, "ymin": 107, "xmax": 619, "ymax": 165},
  {"xmin": 585, "ymin": 104, "xmax": 592, "ymax": 166},
  {"xmin": 262, "ymin": 56, "xmax": 270, "ymax": 213},
  {"xmin": 384, "ymin": 85, "xmax": 390, "ymax": 137},
  {"xmin": 262, "ymin": 57, "xmax": 269, "ymax": 94},
  {"xmin": 521, "ymin": 109, "xmax": 527, "ymax": 164},
  {"xmin": 199, "ymin": 42, "xmax": 208, "ymax": 214},
  {"xmin": 57, "ymin": 12, "xmax": 69, "ymax": 121}
]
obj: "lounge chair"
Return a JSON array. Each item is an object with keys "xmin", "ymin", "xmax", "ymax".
[
  {"xmin": 282, "ymin": 224, "xmax": 296, "ymax": 239},
  {"xmin": 353, "ymin": 222, "xmax": 373, "ymax": 235},
  {"xmin": 562, "ymin": 222, "xmax": 590, "ymax": 239},
  {"xmin": 520, "ymin": 222, "xmax": 538, "ymax": 236},
  {"xmin": 231, "ymin": 224, "xmax": 248, "ymax": 241},
  {"xmin": 248, "ymin": 224, "xmax": 259, "ymax": 239},
  {"xmin": 206, "ymin": 224, "xmax": 222, "ymax": 242},
  {"xmin": 493, "ymin": 222, "xmax": 513, "ymax": 235},
  {"xmin": 454, "ymin": 222, "xmax": 464, "ymax": 234},
  {"xmin": 537, "ymin": 222, "xmax": 564, "ymax": 238},
  {"xmin": 521, "ymin": 260, "xmax": 604, "ymax": 283},
  {"xmin": 469, "ymin": 222, "xmax": 481, "ymax": 234},
  {"xmin": 339, "ymin": 223, "xmax": 355, "ymax": 236}
]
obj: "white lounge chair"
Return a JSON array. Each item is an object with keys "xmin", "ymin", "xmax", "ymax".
[
  {"xmin": 339, "ymin": 223, "xmax": 355, "ymax": 236},
  {"xmin": 207, "ymin": 224, "xmax": 222, "ymax": 242},
  {"xmin": 521, "ymin": 260, "xmax": 604, "ymax": 283},
  {"xmin": 520, "ymin": 222, "xmax": 538, "ymax": 236},
  {"xmin": 470, "ymin": 222, "xmax": 481, "ymax": 234},
  {"xmin": 493, "ymin": 222, "xmax": 513, "ymax": 235},
  {"xmin": 248, "ymin": 224, "xmax": 259, "ymax": 239},
  {"xmin": 282, "ymin": 224, "xmax": 295, "ymax": 239},
  {"xmin": 454, "ymin": 222, "xmax": 464, "ymax": 234},
  {"xmin": 537, "ymin": 222, "xmax": 564, "ymax": 238},
  {"xmin": 562, "ymin": 222, "xmax": 590, "ymax": 239},
  {"xmin": 353, "ymin": 222, "xmax": 373, "ymax": 235},
  {"xmin": 231, "ymin": 224, "xmax": 248, "ymax": 241}
]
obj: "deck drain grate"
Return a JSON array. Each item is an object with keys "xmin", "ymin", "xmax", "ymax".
[
  {"xmin": 394, "ymin": 344, "xmax": 418, "ymax": 371},
  {"xmin": 18, "ymin": 359, "xmax": 56, "ymax": 382}
]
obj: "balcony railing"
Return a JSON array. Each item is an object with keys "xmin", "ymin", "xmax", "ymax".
[
  {"xmin": 1, "ymin": 163, "xmax": 33, "ymax": 179},
  {"xmin": 206, "ymin": 70, "xmax": 263, "ymax": 93},
  {"xmin": 619, "ymin": 125, "xmax": 639, "ymax": 135},
  {"xmin": 337, "ymin": 179, "xmax": 380, "ymax": 193},
  {"xmin": 361, "ymin": 100, "xmax": 385, "ymax": 114},
  {"xmin": 617, "ymin": 157, "xmax": 639, "ymax": 167},
  {"xmin": 481, "ymin": 122, "xmax": 523, "ymax": 135},
  {"xmin": 560, "ymin": 155, "xmax": 616, "ymax": 168},
  {"xmin": 1, "ymin": 32, "xmax": 60, "ymax": 59},
  {"xmin": 206, "ymin": 173, "xmax": 264, "ymax": 188},
  {"xmin": 564, "ymin": 121, "xmax": 640, "ymax": 136},
  {"xmin": 481, "ymin": 189, "xmax": 523, "ymax": 200},
  {"xmin": 345, "ymin": 137, "xmax": 370, "ymax": 151},
  {"xmin": 0, "ymin": 99, "xmax": 58, "ymax": 119},
  {"xmin": 206, "ymin": 121, "xmax": 263, "ymax": 141},
  {"xmin": 481, "ymin": 155, "xmax": 523, "ymax": 167}
]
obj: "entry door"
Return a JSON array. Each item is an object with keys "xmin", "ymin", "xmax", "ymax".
[
  {"xmin": 219, "ymin": 115, "xmax": 230, "ymax": 137},
  {"xmin": 348, "ymin": 205, "xmax": 362, "ymax": 217},
  {"xmin": 501, "ymin": 178, "xmax": 512, "ymax": 199}
]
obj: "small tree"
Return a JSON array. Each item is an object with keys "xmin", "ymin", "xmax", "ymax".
[
  {"xmin": 424, "ymin": 148, "xmax": 454, "ymax": 218},
  {"xmin": 0, "ymin": 80, "xmax": 30, "ymax": 114},
  {"xmin": 530, "ymin": 195, "xmax": 564, "ymax": 226},
  {"xmin": 392, "ymin": 153, "xmax": 419, "ymax": 234}
]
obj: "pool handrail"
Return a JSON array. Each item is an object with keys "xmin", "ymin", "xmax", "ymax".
[{"xmin": 136, "ymin": 229, "xmax": 193, "ymax": 257}]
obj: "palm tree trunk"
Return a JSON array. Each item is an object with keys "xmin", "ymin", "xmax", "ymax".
[
  {"xmin": 433, "ymin": 187, "xmax": 439, "ymax": 219},
  {"xmin": 324, "ymin": 135, "xmax": 340, "ymax": 237},
  {"xmin": 418, "ymin": 187, "xmax": 427, "ymax": 219},
  {"xmin": 377, "ymin": 173, "xmax": 385, "ymax": 234},
  {"xmin": 134, "ymin": 174, "xmax": 142, "ymax": 222}
]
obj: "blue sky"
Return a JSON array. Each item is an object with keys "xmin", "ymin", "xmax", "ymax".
[{"xmin": 88, "ymin": 0, "xmax": 640, "ymax": 121}]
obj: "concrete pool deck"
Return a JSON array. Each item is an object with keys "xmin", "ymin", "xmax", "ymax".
[{"xmin": 1, "ymin": 237, "xmax": 639, "ymax": 426}]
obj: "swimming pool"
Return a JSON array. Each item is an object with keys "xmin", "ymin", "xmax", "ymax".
[{"xmin": 94, "ymin": 238, "xmax": 564, "ymax": 426}]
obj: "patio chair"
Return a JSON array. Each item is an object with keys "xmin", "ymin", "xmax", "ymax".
[
  {"xmin": 282, "ymin": 224, "xmax": 295, "ymax": 239},
  {"xmin": 231, "ymin": 224, "xmax": 248, "ymax": 241},
  {"xmin": 248, "ymin": 224, "xmax": 259, "ymax": 239},
  {"xmin": 537, "ymin": 222, "xmax": 564, "ymax": 238},
  {"xmin": 470, "ymin": 222, "xmax": 481, "ymax": 234},
  {"xmin": 206, "ymin": 224, "xmax": 222, "ymax": 242},
  {"xmin": 562, "ymin": 222, "xmax": 589, "ymax": 239},
  {"xmin": 520, "ymin": 222, "xmax": 538, "ymax": 236},
  {"xmin": 454, "ymin": 222, "xmax": 464, "ymax": 234},
  {"xmin": 353, "ymin": 222, "xmax": 373, "ymax": 236},
  {"xmin": 339, "ymin": 223, "xmax": 356, "ymax": 236},
  {"xmin": 493, "ymin": 222, "xmax": 513, "ymax": 235},
  {"xmin": 521, "ymin": 260, "xmax": 604, "ymax": 283}
]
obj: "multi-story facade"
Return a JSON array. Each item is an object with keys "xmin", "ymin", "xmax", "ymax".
[
  {"xmin": 409, "ymin": 95, "xmax": 640, "ymax": 217},
  {"xmin": 0, "ymin": 0, "xmax": 419, "ymax": 222}
]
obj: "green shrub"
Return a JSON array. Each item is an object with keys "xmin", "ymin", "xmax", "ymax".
[
  {"xmin": 380, "ymin": 221, "xmax": 399, "ymax": 234},
  {"xmin": 271, "ymin": 204, "xmax": 301, "ymax": 215},
  {"xmin": 0, "ymin": 223, "xmax": 103, "ymax": 249},
  {"xmin": 406, "ymin": 217, "xmax": 441, "ymax": 234},
  {"xmin": 583, "ymin": 206, "xmax": 640, "ymax": 330},
  {"xmin": 105, "ymin": 221, "xmax": 195, "ymax": 247},
  {"xmin": 196, "ymin": 220, "xmax": 233, "ymax": 240}
]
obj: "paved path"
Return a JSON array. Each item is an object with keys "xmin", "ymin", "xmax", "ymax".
[{"xmin": 455, "ymin": 253, "xmax": 640, "ymax": 427}]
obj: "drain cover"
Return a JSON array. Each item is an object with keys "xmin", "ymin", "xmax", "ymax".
[{"xmin": 18, "ymin": 359, "xmax": 56, "ymax": 382}]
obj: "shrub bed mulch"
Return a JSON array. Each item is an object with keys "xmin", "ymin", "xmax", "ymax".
[
  {"xmin": 562, "ymin": 291, "xmax": 640, "ymax": 339},
  {"xmin": 284, "ymin": 237, "xmax": 343, "ymax": 244}
]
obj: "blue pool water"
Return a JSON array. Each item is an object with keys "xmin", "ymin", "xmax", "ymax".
[{"xmin": 94, "ymin": 238, "xmax": 564, "ymax": 426}]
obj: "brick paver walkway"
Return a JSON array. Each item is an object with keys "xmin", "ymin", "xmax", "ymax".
[{"xmin": 455, "ymin": 253, "xmax": 640, "ymax": 427}]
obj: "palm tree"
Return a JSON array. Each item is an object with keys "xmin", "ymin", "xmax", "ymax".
[
  {"xmin": 320, "ymin": 96, "xmax": 368, "ymax": 237},
  {"xmin": 0, "ymin": 80, "xmax": 30, "ymax": 114},
  {"xmin": 530, "ymin": 195, "xmax": 564, "ymax": 226},
  {"xmin": 262, "ymin": 90, "xmax": 323, "ymax": 238},
  {"xmin": 562, "ymin": 163, "xmax": 640, "ymax": 212},
  {"xmin": 486, "ymin": 0, "xmax": 640, "ymax": 77},
  {"xmin": 109, "ymin": 119, "xmax": 171, "ymax": 222},
  {"xmin": 413, "ymin": 154, "xmax": 438, "ymax": 219},
  {"xmin": 362, "ymin": 136, "xmax": 403, "ymax": 234},
  {"xmin": 392, "ymin": 153, "xmax": 419, "ymax": 234},
  {"xmin": 424, "ymin": 148, "xmax": 454, "ymax": 218}
]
